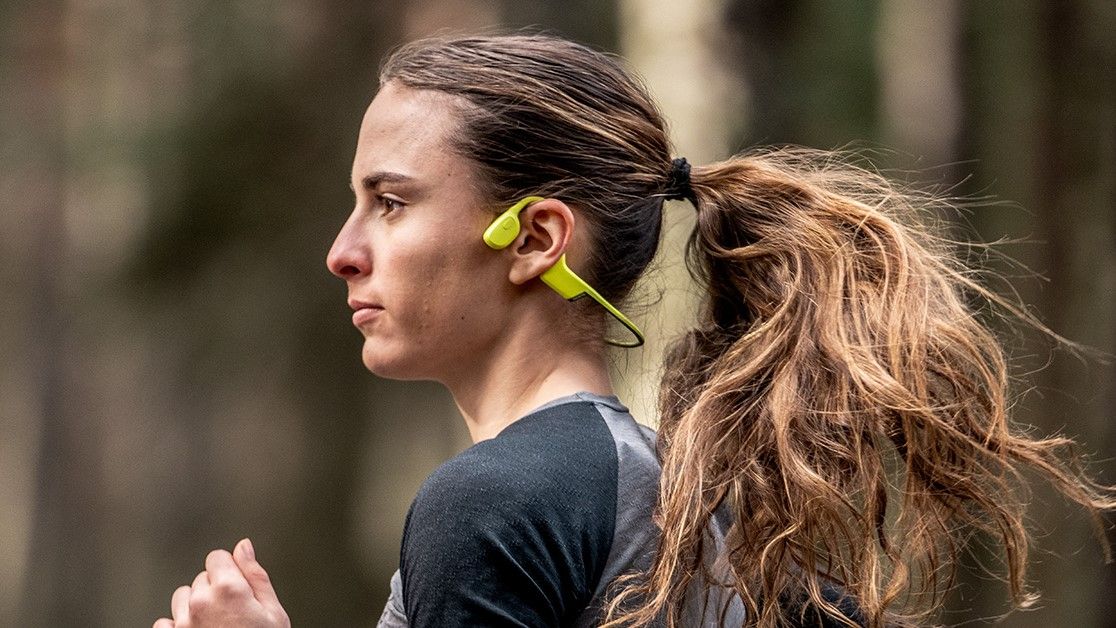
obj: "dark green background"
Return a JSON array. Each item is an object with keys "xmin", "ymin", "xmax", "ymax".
[{"xmin": 2, "ymin": 1, "xmax": 1112, "ymax": 626}]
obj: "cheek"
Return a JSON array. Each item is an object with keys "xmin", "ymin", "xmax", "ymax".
[
  {"xmin": 362, "ymin": 232, "xmax": 510, "ymax": 379},
  {"xmin": 391, "ymin": 236, "xmax": 500, "ymax": 340}
]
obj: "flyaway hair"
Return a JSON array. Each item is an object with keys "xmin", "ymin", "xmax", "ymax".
[{"xmin": 601, "ymin": 148, "xmax": 1116, "ymax": 627}]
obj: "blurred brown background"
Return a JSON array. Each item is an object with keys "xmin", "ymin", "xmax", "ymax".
[{"xmin": 2, "ymin": 1, "xmax": 1113, "ymax": 626}]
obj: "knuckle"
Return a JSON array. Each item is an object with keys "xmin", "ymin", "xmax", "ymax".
[
  {"xmin": 213, "ymin": 578, "xmax": 249, "ymax": 599},
  {"xmin": 250, "ymin": 565, "xmax": 272, "ymax": 584},
  {"xmin": 188, "ymin": 590, "xmax": 211, "ymax": 613}
]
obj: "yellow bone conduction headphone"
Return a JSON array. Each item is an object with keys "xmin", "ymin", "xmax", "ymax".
[{"xmin": 482, "ymin": 196, "xmax": 645, "ymax": 348}]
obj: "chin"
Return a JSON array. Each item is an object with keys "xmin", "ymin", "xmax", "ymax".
[{"xmin": 360, "ymin": 340, "xmax": 434, "ymax": 381}]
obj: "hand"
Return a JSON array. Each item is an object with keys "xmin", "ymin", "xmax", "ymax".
[{"xmin": 153, "ymin": 538, "xmax": 290, "ymax": 628}]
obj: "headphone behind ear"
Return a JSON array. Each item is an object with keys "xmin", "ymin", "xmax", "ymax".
[{"xmin": 482, "ymin": 196, "xmax": 645, "ymax": 348}]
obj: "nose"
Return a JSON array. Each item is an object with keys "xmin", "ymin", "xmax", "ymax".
[{"xmin": 326, "ymin": 210, "xmax": 369, "ymax": 280}]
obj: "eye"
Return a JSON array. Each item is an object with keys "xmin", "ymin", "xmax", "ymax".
[{"xmin": 378, "ymin": 195, "xmax": 405, "ymax": 215}]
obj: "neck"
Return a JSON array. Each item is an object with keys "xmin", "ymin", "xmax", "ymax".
[{"xmin": 444, "ymin": 325, "xmax": 614, "ymax": 442}]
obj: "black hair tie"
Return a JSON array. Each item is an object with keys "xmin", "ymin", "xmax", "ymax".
[{"xmin": 664, "ymin": 157, "xmax": 696, "ymax": 203}]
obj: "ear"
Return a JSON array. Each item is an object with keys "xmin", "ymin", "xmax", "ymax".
[{"xmin": 507, "ymin": 198, "xmax": 576, "ymax": 286}]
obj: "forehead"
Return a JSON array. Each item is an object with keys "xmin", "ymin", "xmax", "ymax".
[{"xmin": 352, "ymin": 82, "xmax": 466, "ymax": 180}]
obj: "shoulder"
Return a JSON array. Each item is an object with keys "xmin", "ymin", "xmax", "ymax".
[
  {"xmin": 411, "ymin": 399, "xmax": 620, "ymax": 520},
  {"xmin": 399, "ymin": 399, "xmax": 625, "ymax": 625}
]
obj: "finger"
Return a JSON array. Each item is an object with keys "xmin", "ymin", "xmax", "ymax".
[
  {"xmin": 233, "ymin": 538, "xmax": 282, "ymax": 607},
  {"xmin": 187, "ymin": 569, "xmax": 213, "ymax": 621},
  {"xmin": 153, "ymin": 618, "xmax": 174, "ymax": 628},
  {"xmin": 171, "ymin": 584, "xmax": 191, "ymax": 621},
  {"xmin": 191, "ymin": 569, "xmax": 210, "ymax": 595},
  {"xmin": 205, "ymin": 548, "xmax": 252, "ymax": 598}
]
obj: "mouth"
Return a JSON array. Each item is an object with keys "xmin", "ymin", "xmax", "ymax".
[{"xmin": 349, "ymin": 299, "xmax": 384, "ymax": 327}]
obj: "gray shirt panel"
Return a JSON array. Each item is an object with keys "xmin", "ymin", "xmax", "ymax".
[{"xmin": 375, "ymin": 392, "xmax": 746, "ymax": 627}]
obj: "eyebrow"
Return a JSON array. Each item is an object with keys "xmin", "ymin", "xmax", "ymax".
[{"xmin": 349, "ymin": 171, "xmax": 415, "ymax": 192}]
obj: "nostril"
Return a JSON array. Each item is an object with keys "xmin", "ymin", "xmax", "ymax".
[
  {"xmin": 326, "ymin": 246, "xmax": 367, "ymax": 278},
  {"xmin": 326, "ymin": 226, "xmax": 369, "ymax": 278}
]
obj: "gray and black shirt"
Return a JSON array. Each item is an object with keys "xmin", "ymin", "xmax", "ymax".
[{"xmin": 376, "ymin": 392, "xmax": 857, "ymax": 627}]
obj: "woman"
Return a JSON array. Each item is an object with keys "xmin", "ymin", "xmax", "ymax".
[{"xmin": 154, "ymin": 33, "xmax": 1114, "ymax": 628}]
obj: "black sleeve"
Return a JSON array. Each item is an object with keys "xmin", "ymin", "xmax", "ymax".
[{"xmin": 399, "ymin": 404, "xmax": 618, "ymax": 627}]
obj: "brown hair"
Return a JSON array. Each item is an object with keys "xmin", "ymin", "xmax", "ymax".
[{"xmin": 380, "ymin": 33, "xmax": 1115, "ymax": 626}]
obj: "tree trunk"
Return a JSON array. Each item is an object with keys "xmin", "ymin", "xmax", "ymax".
[{"xmin": 615, "ymin": 0, "xmax": 748, "ymax": 426}]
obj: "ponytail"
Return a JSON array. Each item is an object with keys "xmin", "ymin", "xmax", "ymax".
[
  {"xmin": 381, "ymin": 33, "xmax": 1113, "ymax": 628},
  {"xmin": 603, "ymin": 147, "xmax": 1116, "ymax": 627}
]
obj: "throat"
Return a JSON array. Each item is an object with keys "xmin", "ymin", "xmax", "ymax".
[{"xmin": 448, "ymin": 347, "xmax": 614, "ymax": 443}]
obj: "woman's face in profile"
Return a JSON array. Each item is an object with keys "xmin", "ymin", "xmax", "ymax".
[{"xmin": 326, "ymin": 82, "xmax": 510, "ymax": 381}]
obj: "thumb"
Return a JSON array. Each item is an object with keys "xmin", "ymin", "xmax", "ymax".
[{"xmin": 233, "ymin": 538, "xmax": 282, "ymax": 608}]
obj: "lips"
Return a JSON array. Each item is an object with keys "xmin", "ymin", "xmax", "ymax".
[{"xmin": 348, "ymin": 298, "xmax": 384, "ymax": 327}]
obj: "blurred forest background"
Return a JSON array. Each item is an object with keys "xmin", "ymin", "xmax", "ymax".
[{"xmin": 2, "ymin": 0, "xmax": 1114, "ymax": 626}]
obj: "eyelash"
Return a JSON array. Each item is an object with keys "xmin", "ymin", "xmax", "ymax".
[{"xmin": 377, "ymin": 195, "xmax": 404, "ymax": 215}]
